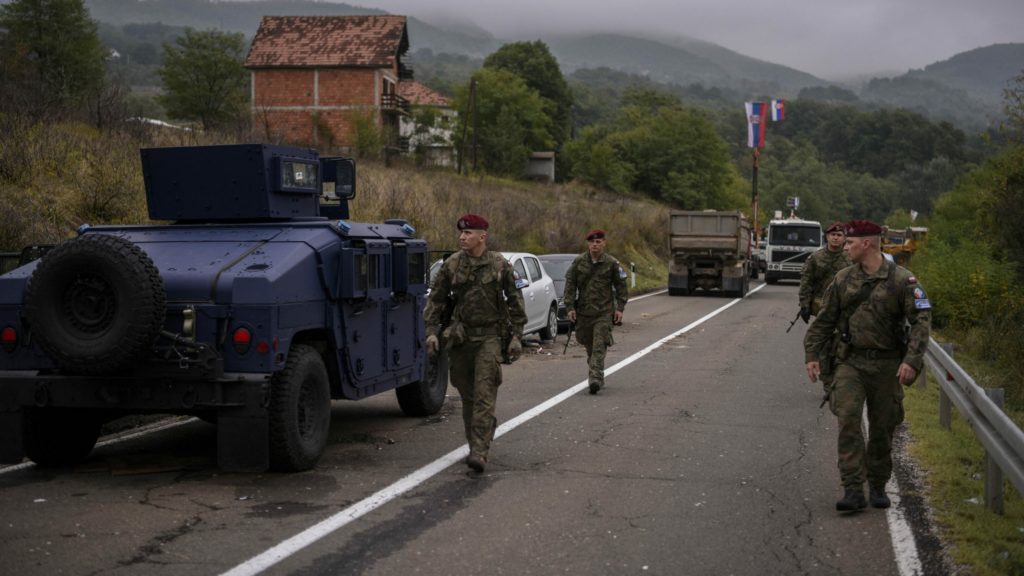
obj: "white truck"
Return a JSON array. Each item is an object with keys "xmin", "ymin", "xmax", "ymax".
[
  {"xmin": 667, "ymin": 210, "xmax": 752, "ymax": 298},
  {"xmin": 763, "ymin": 217, "xmax": 822, "ymax": 284}
]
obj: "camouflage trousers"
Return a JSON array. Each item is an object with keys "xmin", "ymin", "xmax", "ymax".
[
  {"xmin": 829, "ymin": 359, "xmax": 905, "ymax": 489},
  {"xmin": 575, "ymin": 315, "xmax": 614, "ymax": 387},
  {"xmin": 449, "ymin": 335, "xmax": 503, "ymax": 460}
]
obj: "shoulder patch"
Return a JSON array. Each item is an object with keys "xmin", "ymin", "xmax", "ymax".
[{"xmin": 907, "ymin": 275, "xmax": 918, "ymax": 284}]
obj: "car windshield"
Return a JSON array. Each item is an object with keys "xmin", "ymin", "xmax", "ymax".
[{"xmin": 540, "ymin": 259, "xmax": 572, "ymax": 281}]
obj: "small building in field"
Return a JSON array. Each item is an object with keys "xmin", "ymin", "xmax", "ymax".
[
  {"xmin": 244, "ymin": 15, "xmax": 412, "ymax": 152},
  {"xmin": 525, "ymin": 151, "xmax": 556, "ymax": 183},
  {"xmin": 398, "ymin": 80, "xmax": 456, "ymax": 167}
]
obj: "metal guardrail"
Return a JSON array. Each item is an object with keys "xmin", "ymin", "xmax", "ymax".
[{"xmin": 923, "ymin": 337, "xmax": 1024, "ymax": 514}]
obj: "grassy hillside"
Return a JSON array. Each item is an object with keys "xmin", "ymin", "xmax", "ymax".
[{"xmin": 0, "ymin": 120, "xmax": 672, "ymax": 291}]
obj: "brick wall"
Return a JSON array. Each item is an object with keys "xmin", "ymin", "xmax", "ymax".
[{"xmin": 251, "ymin": 66, "xmax": 399, "ymax": 150}]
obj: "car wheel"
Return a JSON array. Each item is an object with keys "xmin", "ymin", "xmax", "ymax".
[
  {"xmin": 269, "ymin": 344, "xmax": 331, "ymax": 472},
  {"xmin": 396, "ymin": 349, "xmax": 449, "ymax": 417},
  {"xmin": 539, "ymin": 305, "xmax": 558, "ymax": 342},
  {"xmin": 22, "ymin": 408, "xmax": 101, "ymax": 467},
  {"xmin": 24, "ymin": 234, "xmax": 166, "ymax": 375}
]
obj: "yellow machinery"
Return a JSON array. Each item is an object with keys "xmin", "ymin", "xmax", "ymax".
[{"xmin": 882, "ymin": 226, "xmax": 928, "ymax": 265}]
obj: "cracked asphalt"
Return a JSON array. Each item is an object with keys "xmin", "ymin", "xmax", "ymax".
[{"xmin": 0, "ymin": 284, "xmax": 949, "ymax": 575}]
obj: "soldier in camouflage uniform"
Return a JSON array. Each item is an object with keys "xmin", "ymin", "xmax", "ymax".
[
  {"xmin": 799, "ymin": 221, "xmax": 852, "ymax": 393},
  {"xmin": 799, "ymin": 221, "xmax": 851, "ymax": 321},
  {"xmin": 564, "ymin": 229, "xmax": 629, "ymax": 394},
  {"xmin": 425, "ymin": 214, "xmax": 527, "ymax": 473},
  {"xmin": 804, "ymin": 220, "xmax": 931, "ymax": 512}
]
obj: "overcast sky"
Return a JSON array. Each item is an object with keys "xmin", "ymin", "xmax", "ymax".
[{"xmin": 347, "ymin": 0, "xmax": 1023, "ymax": 79}]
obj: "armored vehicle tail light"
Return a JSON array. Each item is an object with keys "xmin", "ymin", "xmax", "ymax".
[
  {"xmin": 256, "ymin": 340, "xmax": 270, "ymax": 355},
  {"xmin": 232, "ymin": 327, "xmax": 252, "ymax": 354},
  {"xmin": 1, "ymin": 326, "xmax": 16, "ymax": 352}
]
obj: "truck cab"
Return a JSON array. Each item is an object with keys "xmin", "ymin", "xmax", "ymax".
[{"xmin": 763, "ymin": 217, "xmax": 822, "ymax": 284}]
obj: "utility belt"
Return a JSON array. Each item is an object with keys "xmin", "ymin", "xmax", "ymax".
[
  {"xmin": 846, "ymin": 346, "xmax": 903, "ymax": 360},
  {"xmin": 464, "ymin": 325, "xmax": 499, "ymax": 337}
]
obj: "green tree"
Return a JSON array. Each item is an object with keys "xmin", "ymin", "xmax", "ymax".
[
  {"xmin": 455, "ymin": 68, "xmax": 553, "ymax": 177},
  {"xmin": 157, "ymin": 28, "xmax": 248, "ymax": 130},
  {"xmin": 0, "ymin": 0, "xmax": 106, "ymax": 119},
  {"xmin": 483, "ymin": 41, "xmax": 572, "ymax": 149}
]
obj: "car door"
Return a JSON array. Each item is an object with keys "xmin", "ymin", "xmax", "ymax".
[
  {"xmin": 523, "ymin": 255, "xmax": 553, "ymax": 314},
  {"xmin": 510, "ymin": 256, "xmax": 541, "ymax": 333}
]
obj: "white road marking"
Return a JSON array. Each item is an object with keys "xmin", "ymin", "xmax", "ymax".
[{"xmin": 222, "ymin": 287, "xmax": 763, "ymax": 576}]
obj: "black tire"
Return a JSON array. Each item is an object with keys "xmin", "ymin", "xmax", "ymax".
[
  {"xmin": 396, "ymin": 350, "xmax": 449, "ymax": 417},
  {"xmin": 749, "ymin": 262, "xmax": 759, "ymax": 280},
  {"xmin": 23, "ymin": 408, "xmax": 101, "ymax": 467},
  {"xmin": 269, "ymin": 344, "xmax": 331, "ymax": 472},
  {"xmin": 765, "ymin": 274, "xmax": 779, "ymax": 285},
  {"xmin": 24, "ymin": 234, "xmax": 166, "ymax": 375},
  {"xmin": 539, "ymin": 305, "xmax": 558, "ymax": 342}
]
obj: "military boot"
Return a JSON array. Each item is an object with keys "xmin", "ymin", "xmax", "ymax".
[
  {"xmin": 588, "ymin": 379, "xmax": 602, "ymax": 394},
  {"xmin": 836, "ymin": 487, "xmax": 867, "ymax": 512},
  {"xmin": 869, "ymin": 485, "xmax": 891, "ymax": 509},
  {"xmin": 466, "ymin": 453, "xmax": 486, "ymax": 473}
]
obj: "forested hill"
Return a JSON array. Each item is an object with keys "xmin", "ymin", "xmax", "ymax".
[
  {"xmin": 910, "ymin": 43, "xmax": 1024, "ymax": 106},
  {"xmin": 84, "ymin": 0, "xmax": 1018, "ymax": 129}
]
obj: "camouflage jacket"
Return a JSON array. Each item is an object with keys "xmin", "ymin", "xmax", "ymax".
[
  {"xmin": 804, "ymin": 259, "xmax": 931, "ymax": 372},
  {"xmin": 798, "ymin": 247, "xmax": 851, "ymax": 314},
  {"xmin": 563, "ymin": 253, "xmax": 629, "ymax": 318},
  {"xmin": 424, "ymin": 250, "xmax": 526, "ymax": 339}
]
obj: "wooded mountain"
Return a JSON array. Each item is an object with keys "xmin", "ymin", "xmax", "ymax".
[{"xmin": 84, "ymin": 0, "xmax": 1019, "ymax": 129}]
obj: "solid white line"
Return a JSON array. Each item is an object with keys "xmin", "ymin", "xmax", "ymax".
[
  {"xmin": 222, "ymin": 287, "xmax": 763, "ymax": 576},
  {"xmin": 862, "ymin": 411, "xmax": 924, "ymax": 576},
  {"xmin": 887, "ymin": 476, "xmax": 923, "ymax": 576}
]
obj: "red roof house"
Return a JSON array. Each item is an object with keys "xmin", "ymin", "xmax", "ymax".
[{"xmin": 245, "ymin": 15, "xmax": 412, "ymax": 150}]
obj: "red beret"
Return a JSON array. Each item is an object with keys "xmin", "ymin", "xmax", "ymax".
[
  {"xmin": 825, "ymin": 221, "xmax": 846, "ymax": 234},
  {"xmin": 586, "ymin": 229, "xmax": 606, "ymax": 241},
  {"xmin": 456, "ymin": 214, "xmax": 488, "ymax": 231},
  {"xmin": 845, "ymin": 219, "xmax": 883, "ymax": 237}
]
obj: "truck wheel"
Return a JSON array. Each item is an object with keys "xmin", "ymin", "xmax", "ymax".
[
  {"xmin": 25, "ymin": 234, "xmax": 166, "ymax": 375},
  {"xmin": 749, "ymin": 263, "xmax": 759, "ymax": 280},
  {"xmin": 765, "ymin": 274, "xmax": 779, "ymax": 285},
  {"xmin": 396, "ymin": 350, "xmax": 449, "ymax": 417},
  {"xmin": 539, "ymin": 306, "xmax": 558, "ymax": 342},
  {"xmin": 269, "ymin": 344, "xmax": 331, "ymax": 471},
  {"xmin": 23, "ymin": 408, "xmax": 101, "ymax": 467}
]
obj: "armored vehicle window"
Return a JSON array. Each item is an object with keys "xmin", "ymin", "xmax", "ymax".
[
  {"xmin": 355, "ymin": 253, "xmax": 369, "ymax": 293},
  {"xmin": 408, "ymin": 252, "xmax": 425, "ymax": 285}
]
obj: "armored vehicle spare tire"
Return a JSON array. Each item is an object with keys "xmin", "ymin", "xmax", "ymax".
[{"xmin": 24, "ymin": 234, "xmax": 166, "ymax": 375}]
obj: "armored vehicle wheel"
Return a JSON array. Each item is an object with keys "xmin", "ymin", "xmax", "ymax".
[
  {"xmin": 269, "ymin": 344, "xmax": 331, "ymax": 471},
  {"xmin": 24, "ymin": 234, "xmax": 166, "ymax": 375},
  {"xmin": 539, "ymin": 306, "xmax": 558, "ymax": 342},
  {"xmin": 396, "ymin": 350, "xmax": 449, "ymax": 417},
  {"xmin": 22, "ymin": 408, "xmax": 101, "ymax": 467}
]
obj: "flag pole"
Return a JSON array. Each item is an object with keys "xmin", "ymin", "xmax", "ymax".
[{"xmin": 752, "ymin": 147, "xmax": 760, "ymax": 247}]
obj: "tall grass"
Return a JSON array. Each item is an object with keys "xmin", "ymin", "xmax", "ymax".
[{"xmin": 0, "ymin": 120, "xmax": 672, "ymax": 290}]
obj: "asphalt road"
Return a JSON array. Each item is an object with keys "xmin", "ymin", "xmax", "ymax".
[{"xmin": 0, "ymin": 283, "xmax": 931, "ymax": 576}]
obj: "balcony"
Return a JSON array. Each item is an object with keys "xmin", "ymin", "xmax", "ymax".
[{"xmin": 380, "ymin": 93, "xmax": 411, "ymax": 115}]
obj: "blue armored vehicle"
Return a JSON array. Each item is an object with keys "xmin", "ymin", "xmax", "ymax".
[{"xmin": 0, "ymin": 144, "xmax": 447, "ymax": 472}]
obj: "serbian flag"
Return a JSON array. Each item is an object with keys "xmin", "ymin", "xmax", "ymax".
[
  {"xmin": 771, "ymin": 99, "xmax": 785, "ymax": 121},
  {"xmin": 745, "ymin": 101, "xmax": 767, "ymax": 148}
]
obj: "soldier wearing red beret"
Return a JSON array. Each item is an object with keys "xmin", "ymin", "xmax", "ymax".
[
  {"xmin": 798, "ymin": 222, "xmax": 851, "ymax": 320},
  {"xmin": 804, "ymin": 219, "xmax": 931, "ymax": 512},
  {"xmin": 424, "ymin": 214, "xmax": 526, "ymax": 473},
  {"xmin": 564, "ymin": 228, "xmax": 628, "ymax": 394}
]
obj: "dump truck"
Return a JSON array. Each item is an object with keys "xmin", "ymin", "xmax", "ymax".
[
  {"xmin": 0, "ymin": 144, "xmax": 447, "ymax": 473},
  {"xmin": 667, "ymin": 210, "xmax": 752, "ymax": 297}
]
